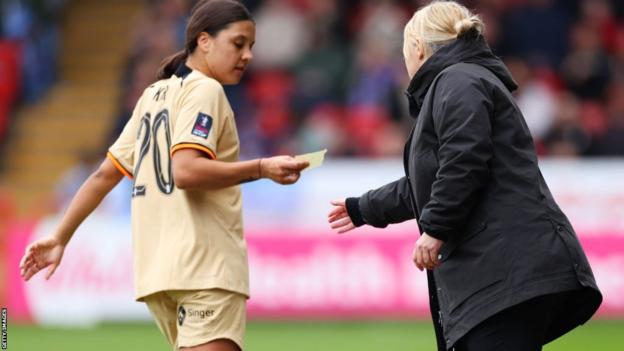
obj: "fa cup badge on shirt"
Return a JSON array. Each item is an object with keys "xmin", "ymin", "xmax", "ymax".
[{"xmin": 192, "ymin": 112, "xmax": 213, "ymax": 139}]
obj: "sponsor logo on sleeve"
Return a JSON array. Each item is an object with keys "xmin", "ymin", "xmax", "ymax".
[{"xmin": 192, "ymin": 113, "xmax": 213, "ymax": 139}]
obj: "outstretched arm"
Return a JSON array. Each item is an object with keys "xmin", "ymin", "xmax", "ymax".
[
  {"xmin": 349, "ymin": 176, "xmax": 415, "ymax": 228},
  {"xmin": 328, "ymin": 176, "xmax": 415, "ymax": 233},
  {"xmin": 172, "ymin": 149, "xmax": 309, "ymax": 190},
  {"xmin": 20, "ymin": 158, "xmax": 123, "ymax": 281}
]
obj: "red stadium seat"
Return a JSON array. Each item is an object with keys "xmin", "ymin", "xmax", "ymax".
[{"xmin": 0, "ymin": 41, "xmax": 22, "ymax": 137}]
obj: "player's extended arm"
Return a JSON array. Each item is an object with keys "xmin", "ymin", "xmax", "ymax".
[
  {"xmin": 19, "ymin": 158, "xmax": 123, "ymax": 281},
  {"xmin": 172, "ymin": 149, "xmax": 309, "ymax": 190}
]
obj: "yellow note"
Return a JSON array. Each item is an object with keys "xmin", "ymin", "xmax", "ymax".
[{"xmin": 295, "ymin": 149, "xmax": 327, "ymax": 170}]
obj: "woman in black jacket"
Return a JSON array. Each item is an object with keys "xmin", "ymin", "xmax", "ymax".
[{"xmin": 328, "ymin": 1, "xmax": 602, "ymax": 350}]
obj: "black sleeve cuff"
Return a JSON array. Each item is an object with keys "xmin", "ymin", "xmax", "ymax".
[
  {"xmin": 345, "ymin": 197, "xmax": 366, "ymax": 227},
  {"xmin": 419, "ymin": 222, "xmax": 450, "ymax": 241}
]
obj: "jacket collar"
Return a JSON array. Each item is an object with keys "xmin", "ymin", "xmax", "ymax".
[{"xmin": 405, "ymin": 28, "xmax": 518, "ymax": 116}]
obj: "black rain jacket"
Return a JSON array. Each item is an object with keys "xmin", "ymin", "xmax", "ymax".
[{"xmin": 345, "ymin": 29, "xmax": 602, "ymax": 350}]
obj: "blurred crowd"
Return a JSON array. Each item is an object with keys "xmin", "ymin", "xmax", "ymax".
[
  {"xmin": 114, "ymin": 0, "xmax": 624, "ymax": 159},
  {"xmin": 0, "ymin": 0, "xmax": 64, "ymax": 142},
  {"xmin": 2, "ymin": 0, "xmax": 624, "ymax": 159}
]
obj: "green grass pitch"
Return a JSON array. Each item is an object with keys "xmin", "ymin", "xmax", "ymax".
[{"xmin": 7, "ymin": 320, "xmax": 624, "ymax": 350}]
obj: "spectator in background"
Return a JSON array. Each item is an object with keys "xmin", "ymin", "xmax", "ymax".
[
  {"xmin": 344, "ymin": 0, "xmax": 408, "ymax": 157},
  {"xmin": 295, "ymin": 103, "xmax": 348, "ymax": 156},
  {"xmin": 1, "ymin": 1, "xmax": 33, "ymax": 42},
  {"xmin": 506, "ymin": 57, "xmax": 557, "ymax": 147},
  {"xmin": 581, "ymin": 0, "xmax": 618, "ymax": 53},
  {"xmin": 609, "ymin": 26, "xmax": 624, "ymax": 82},
  {"xmin": 590, "ymin": 82, "xmax": 624, "ymax": 155},
  {"xmin": 346, "ymin": 0, "xmax": 406, "ymax": 114},
  {"xmin": 0, "ymin": 0, "xmax": 64, "ymax": 156},
  {"xmin": 251, "ymin": 0, "xmax": 309, "ymax": 69},
  {"xmin": 499, "ymin": 0, "xmax": 571, "ymax": 68},
  {"xmin": 543, "ymin": 91, "xmax": 592, "ymax": 157},
  {"xmin": 2, "ymin": 0, "xmax": 63, "ymax": 102},
  {"xmin": 130, "ymin": 0, "xmax": 186, "ymax": 56},
  {"xmin": 560, "ymin": 21, "xmax": 612, "ymax": 100},
  {"xmin": 291, "ymin": 0, "xmax": 349, "ymax": 117},
  {"xmin": 243, "ymin": 70, "xmax": 296, "ymax": 156},
  {"xmin": 476, "ymin": 1, "xmax": 504, "ymax": 48}
]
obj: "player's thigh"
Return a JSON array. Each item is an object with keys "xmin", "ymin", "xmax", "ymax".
[
  {"xmin": 143, "ymin": 291, "xmax": 179, "ymax": 346},
  {"xmin": 180, "ymin": 338, "xmax": 240, "ymax": 351},
  {"xmin": 169, "ymin": 289, "xmax": 247, "ymax": 350}
]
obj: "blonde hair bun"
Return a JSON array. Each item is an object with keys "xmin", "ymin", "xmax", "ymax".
[
  {"xmin": 454, "ymin": 16, "xmax": 483, "ymax": 36},
  {"xmin": 403, "ymin": 1, "xmax": 485, "ymax": 58}
]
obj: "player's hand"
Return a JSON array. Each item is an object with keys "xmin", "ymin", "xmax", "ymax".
[
  {"xmin": 328, "ymin": 199, "xmax": 356, "ymax": 234},
  {"xmin": 19, "ymin": 236, "xmax": 65, "ymax": 281},
  {"xmin": 260, "ymin": 156, "xmax": 309, "ymax": 185},
  {"xmin": 413, "ymin": 232, "xmax": 443, "ymax": 271}
]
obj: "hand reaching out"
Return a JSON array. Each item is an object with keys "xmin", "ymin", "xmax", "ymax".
[
  {"xmin": 19, "ymin": 236, "xmax": 65, "ymax": 281},
  {"xmin": 328, "ymin": 199, "xmax": 356, "ymax": 234}
]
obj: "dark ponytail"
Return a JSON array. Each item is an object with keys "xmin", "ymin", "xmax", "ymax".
[
  {"xmin": 157, "ymin": 50, "xmax": 189, "ymax": 80},
  {"xmin": 156, "ymin": 0, "xmax": 253, "ymax": 79}
]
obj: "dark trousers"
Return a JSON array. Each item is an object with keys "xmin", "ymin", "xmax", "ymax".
[{"xmin": 453, "ymin": 291, "xmax": 574, "ymax": 351}]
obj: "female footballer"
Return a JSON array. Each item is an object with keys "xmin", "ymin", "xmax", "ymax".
[{"xmin": 19, "ymin": 1, "xmax": 308, "ymax": 350}]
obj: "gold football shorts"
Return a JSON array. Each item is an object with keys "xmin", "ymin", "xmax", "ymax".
[{"xmin": 144, "ymin": 289, "xmax": 247, "ymax": 350}]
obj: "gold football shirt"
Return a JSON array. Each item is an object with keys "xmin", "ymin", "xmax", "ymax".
[{"xmin": 108, "ymin": 65, "xmax": 248, "ymax": 301}]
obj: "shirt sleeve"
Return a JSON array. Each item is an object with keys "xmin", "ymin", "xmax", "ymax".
[
  {"xmin": 348, "ymin": 177, "xmax": 416, "ymax": 228},
  {"xmin": 171, "ymin": 80, "xmax": 229, "ymax": 159},
  {"xmin": 107, "ymin": 96, "xmax": 144, "ymax": 179}
]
